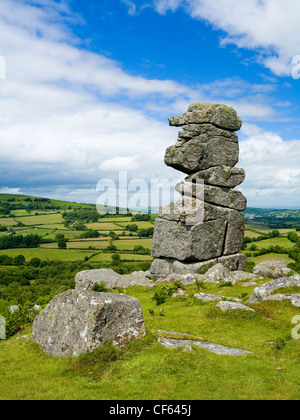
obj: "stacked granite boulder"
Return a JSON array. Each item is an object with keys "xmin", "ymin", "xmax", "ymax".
[{"xmin": 150, "ymin": 103, "xmax": 247, "ymax": 277}]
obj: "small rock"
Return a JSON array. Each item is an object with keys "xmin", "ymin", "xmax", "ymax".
[
  {"xmin": 249, "ymin": 274, "xmax": 300, "ymax": 303},
  {"xmin": 216, "ymin": 301, "xmax": 255, "ymax": 312},
  {"xmin": 253, "ymin": 261, "xmax": 292, "ymax": 279},
  {"xmin": 75, "ymin": 268, "xmax": 122, "ymax": 291},
  {"xmin": 203, "ymin": 263, "xmax": 231, "ymax": 283},
  {"xmin": 9, "ymin": 305, "xmax": 19, "ymax": 314}
]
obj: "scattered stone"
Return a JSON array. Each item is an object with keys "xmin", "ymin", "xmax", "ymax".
[
  {"xmin": 229, "ymin": 271, "xmax": 259, "ymax": 283},
  {"xmin": 202, "ymin": 263, "xmax": 231, "ymax": 283},
  {"xmin": 216, "ymin": 301, "xmax": 255, "ymax": 312},
  {"xmin": 119, "ymin": 271, "xmax": 156, "ymax": 288},
  {"xmin": 249, "ymin": 275, "xmax": 300, "ymax": 303},
  {"xmin": 152, "ymin": 330, "xmax": 189, "ymax": 336},
  {"xmin": 75, "ymin": 269, "xmax": 122, "ymax": 291},
  {"xmin": 253, "ymin": 261, "xmax": 292, "ymax": 279},
  {"xmin": 194, "ymin": 294, "xmax": 242, "ymax": 303},
  {"xmin": 262, "ymin": 294, "xmax": 300, "ymax": 308},
  {"xmin": 32, "ymin": 290, "xmax": 146, "ymax": 357},
  {"xmin": 157, "ymin": 337, "xmax": 251, "ymax": 356},
  {"xmin": 75, "ymin": 268, "xmax": 155, "ymax": 290},
  {"xmin": 9, "ymin": 305, "xmax": 19, "ymax": 314},
  {"xmin": 241, "ymin": 282, "xmax": 257, "ymax": 288},
  {"xmin": 194, "ymin": 293, "xmax": 222, "ymax": 302}
]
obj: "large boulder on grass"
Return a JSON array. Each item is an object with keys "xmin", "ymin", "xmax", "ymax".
[{"xmin": 32, "ymin": 290, "xmax": 146, "ymax": 357}]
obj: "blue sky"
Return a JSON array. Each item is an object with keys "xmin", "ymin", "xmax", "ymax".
[{"xmin": 0, "ymin": 0, "xmax": 300, "ymax": 208}]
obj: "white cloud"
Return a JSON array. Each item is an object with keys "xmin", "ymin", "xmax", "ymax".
[
  {"xmin": 239, "ymin": 131, "xmax": 300, "ymax": 207},
  {"xmin": 0, "ymin": 187, "xmax": 22, "ymax": 195},
  {"xmin": 148, "ymin": 0, "xmax": 300, "ymax": 76}
]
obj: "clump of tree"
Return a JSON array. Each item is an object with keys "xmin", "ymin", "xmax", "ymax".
[
  {"xmin": 0, "ymin": 234, "xmax": 41, "ymax": 250},
  {"xmin": 62, "ymin": 209, "xmax": 99, "ymax": 224},
  {"xmin": 125, "ymin": 224, "xmax": 138, "ymax": 232},
  {"xmin": 138, "ymin": 227, "xmax": 153, "ymax": 237},
  {"xmin": 80, "ymin": 230, "xmax": 100, "ymax": 239},
  {"xmin": 131, "ymin": 214, "xmax": 151, "ymax": 222}
]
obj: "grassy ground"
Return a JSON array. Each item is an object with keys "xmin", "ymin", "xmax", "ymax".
[
  {"xmin": 246, "ymin": 253, "xmax": 294, "ymax": 265},
  {"xmin": 0, "ymin": 248, "xmax": 95, "ymax": 261},
  {"xmin": 1, "ymin": 281, "xmax": 300, "ymax": 400},
  {"xmin": 254, "ymin": 237, "xmax": 295, "ymax": 250}
]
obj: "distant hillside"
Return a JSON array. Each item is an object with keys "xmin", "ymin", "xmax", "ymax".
[{"xmin": 243, "ymin": 207, "xmax": 300, "ymax": 228}]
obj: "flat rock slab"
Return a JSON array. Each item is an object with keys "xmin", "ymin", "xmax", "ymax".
[
  {"xmin": 263, "ymin": 294, "xmax": 300, "ymax": 308},
  {"xmin": 158, "ymin": 337, "xmax": 251, "ymax": 356},
  {"xmin": 249, "ymin": 275, "xmax": 300, "ymax": 303},
  {"xmin": 32, "ymin": 290, "xmax": 146, "ymax": 357},
  {"xmin": 194, "ymin": 293, "xmax": 242, "ymax": 303},
  {"xmin": 216, "ymin": 301, "xmax": 255, "ymax": 312},
  {"xmin": 187, "ymin": 166, "xmax": 245, "ymax": 188}
]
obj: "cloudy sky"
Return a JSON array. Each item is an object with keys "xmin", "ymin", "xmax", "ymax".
[{"xmin": 0, "ymin": 0, "xmax": 300, "ymax": 208}]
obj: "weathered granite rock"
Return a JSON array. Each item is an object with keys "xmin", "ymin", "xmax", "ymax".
[
  {"xmin": 168, "ymin": 103, "xmax": 242, "ymax": 131},
  {"xmin": 165, "ymin": 135, "xmax": 239, "ymax": 174},
  {"xmin": 178, "ymin": 123, "xmax": 239, "ymax": 141},
  {"xmin": 229, "ymin": 271, "xmax": 259, "ymax": 283},
  {"xmin": 167, "ymin": 253, "xmax": 246, "ymax": 275},
  {"xmin": 175, "ymin": 183, "xmax": 247, "ymax": 211},
  {"xmin": 150, "ymin": 258, "xmax": 173, "ymax": 278},
  {"xmin": 75, "ymin": 269, "xmax": 122, "ymax": 291},
  {"xmin": 150, "ymin": 102, "xmax": 246, "ymax": 278},
  {"xmin": 119, "ymin": 271, "xmax": 155, "ymax": 288},
  {"xmin": 218, "ymin": 254, "xmax": 247, "ymax": 272},
  {"xmin": 223, "ymin": 210, "xmax": 245, "ymax": 255},
  {"xmin": 186, "ymin": 166, "xmax": 245, "ymax": 188},
  {"xmin": 253, "ymin": 261, "xmax": 292, "ymax": 279},
  {"xmin": 194, "ymin": 293, "xmax": 223, "ymax": 302},
  {"xmin": 151, "ymin": 217, "xmax": 227, "ymax": 262},
  {"xmin": 263, "ymin": 294, "xmax": 300, "ymax": 307},
  {"xmin": 216, "ymin": 301, "xmax": 255, "ymax": 312},
  {"xmin": 249, "ymin": 275, "xmax": 300, "ymax": 303},
  {"xmin": 32, "ymin": 290, "xmax": 146, "ymax": 357},
  {"xmin": 241, "ymin": 281, "xmax": 257, "ymax": 287},
  {"xmin": 202, "ymin": 263, "xmax": 231, "ymax": 283}
]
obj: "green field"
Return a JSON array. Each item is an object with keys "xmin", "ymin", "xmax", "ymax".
[
  {"xmin": 0, "ymin": 218, "xmax": 17, "ymax": 227},
  {"xmin": 0, "ymin": 248, "xmax": 94, "ymax": 261},
  {"xmin": 15, "ymin": 213, "xmax": 64, "ymax": 226},
  {"xmin": 245, "ymin": 253, "xmax": 294, "ymax": 265},
  {"xmin": 253, "ymin": 237, "xmax": 295, "ymax": 250}
]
